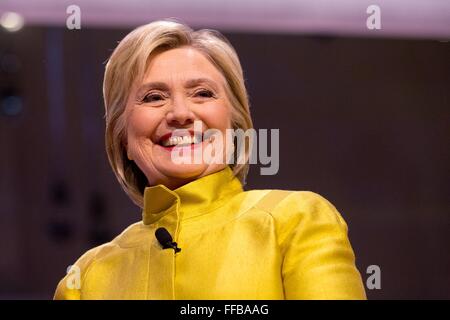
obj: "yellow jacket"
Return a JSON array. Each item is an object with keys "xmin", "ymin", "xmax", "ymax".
[{"xmin": 54, "ymin": 166, "xmax": 366, "ymax": 299}]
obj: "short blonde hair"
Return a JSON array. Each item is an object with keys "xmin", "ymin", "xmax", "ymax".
[{"xmin": 103, "ymin": 18, "xmax": 253, "ymax": 208}]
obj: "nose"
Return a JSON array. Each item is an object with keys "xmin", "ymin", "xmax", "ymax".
[{"xmin": 166, "ymin": 95, "xmax": 195, "ymax": 127}]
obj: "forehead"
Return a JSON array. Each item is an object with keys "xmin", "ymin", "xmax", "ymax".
[{"xmin": 142, "ymin": 47, "xmax": 226, "ymax": 85}]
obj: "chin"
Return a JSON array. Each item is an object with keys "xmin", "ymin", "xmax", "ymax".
[{"xmin": 159, "ymin": 163, "xmax": 209, "ymax": 179}]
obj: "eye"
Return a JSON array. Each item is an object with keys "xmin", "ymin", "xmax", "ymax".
[
  {"xmin": 194, "ymin": 89, "xmax": 215, "ymax": 98},
  {"xmin": 141, "ymin": 93, "xmax": 165, "ymax": 103}
]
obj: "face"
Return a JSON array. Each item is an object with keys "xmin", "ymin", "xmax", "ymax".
[{"xmin": 124, "ymin": 46, "xmax": 233, "ymax": 189}]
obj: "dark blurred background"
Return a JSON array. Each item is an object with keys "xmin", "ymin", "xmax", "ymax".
[{"xmin": 0, "ymin": 0, "xmax": 449, "ymax": 299}]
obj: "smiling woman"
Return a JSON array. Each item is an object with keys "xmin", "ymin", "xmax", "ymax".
[
  {"xmin": 102, "ymin": 20, "xmax": 253, "ymax": 206},
  {"xmin": 53, "ymin": 18, "xmax": 367, "ymax": 300},
  {"xmin": 124, "ymin": 46, "xmax": 234, "ymax": 191}
]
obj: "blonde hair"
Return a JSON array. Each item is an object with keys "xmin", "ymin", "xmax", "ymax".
[{"xmin": 103, "ymin": 19, "xmax": 253, "ymax": 208}]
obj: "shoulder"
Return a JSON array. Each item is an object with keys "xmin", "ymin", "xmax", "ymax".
[
  {"xmin": 67, "ymin": 222, "xmax": 145, "ymax": 276},
  {"xmin": 250, "ymin": 191, "xmax": 366, "ymax": 300},
  {"xmin": 53, "ymin": 240, "xmax": 116, "ymax": 299},
  {"xmin": 250, "ymin": 189, "xmax": 349, "ymax": 234},
  {"xmin": 54, "ymin": 221, "xmax": 144, "ymax": 299}
]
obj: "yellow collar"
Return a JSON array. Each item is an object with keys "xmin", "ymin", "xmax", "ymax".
[{"xmin": 142, "ymin": 166, "xmax": 243, "ymax": 225}]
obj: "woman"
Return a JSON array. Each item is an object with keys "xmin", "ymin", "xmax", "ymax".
[{"xmin": 54, "ymin": 19, "xmax": 366, "ymax": 300}]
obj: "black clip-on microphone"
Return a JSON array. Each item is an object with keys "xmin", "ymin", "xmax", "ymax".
[{"xmin": 155, "ymin": 227, "xmax": 181, "ymax": 253}]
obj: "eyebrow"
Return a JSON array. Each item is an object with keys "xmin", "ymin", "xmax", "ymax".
[{"xmin": 136, "ymin": 77, "xmax": 220, "ymax": 97}]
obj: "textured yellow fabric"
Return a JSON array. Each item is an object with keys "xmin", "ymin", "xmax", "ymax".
[{"xmin": 53, "ymin": 166, "xmax": 366, "ymax": 300}]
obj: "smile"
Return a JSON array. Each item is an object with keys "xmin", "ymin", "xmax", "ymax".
[
  {"xmin": 160, "ymin": 133, "xmax": 203, "ymax": 147},
  {"xmin": 156, "ymin": 130, "xmax": 209, "ymax": 151}
]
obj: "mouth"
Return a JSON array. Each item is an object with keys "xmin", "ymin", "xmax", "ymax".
[{"xmin": 156, "ymin": 130, "xmax": 208, "ymax": 150}]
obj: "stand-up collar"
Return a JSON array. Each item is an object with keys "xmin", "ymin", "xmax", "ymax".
[{"xmin": 142, "ymin": 166, "xmax": 243, "ymax": 225}]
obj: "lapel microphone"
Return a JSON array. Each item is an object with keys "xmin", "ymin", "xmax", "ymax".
[{"xmin": 155, "ymin": 227, "xmax": 181, "ymax": 253}]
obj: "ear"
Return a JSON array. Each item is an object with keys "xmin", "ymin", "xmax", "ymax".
[
  {"xmin": 127, "ymin": 150, "xmax": 133, "ymax": 161},
  {"xmin": 123, "ymin": 140, "xmax": 133, "ymax": 161}
]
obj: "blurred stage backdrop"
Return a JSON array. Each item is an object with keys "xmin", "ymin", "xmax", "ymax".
[{"xmin": 0, "ymin": 0, "xmax": 449, "ymax": 299}]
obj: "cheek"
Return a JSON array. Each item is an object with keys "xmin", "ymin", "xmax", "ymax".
[
  {"xmin": 200, "ymin": 103, "xmax": 233, "ymax": 131},
  {"xmin": 126, "ymin": 108, "xmax": 160, "ymax": 139}
]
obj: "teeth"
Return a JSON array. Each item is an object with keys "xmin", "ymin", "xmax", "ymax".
[{"xmin": 161, "ymin": 134, "xmax": 202, "ymax": 147}]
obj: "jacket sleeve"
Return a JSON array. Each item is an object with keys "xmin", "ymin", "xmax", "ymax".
[
  {"xmin": 53, "ymin": 247, "xmax": 99, "ymax": 300},
  {"xmin": 272, "ymin": 191, "xmax": 367, "ymax": 300}
]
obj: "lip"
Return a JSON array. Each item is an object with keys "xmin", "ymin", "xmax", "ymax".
[
  {"xmin": 157, "ymin": 130, "xmax": 201, "ymax": 145},
  {"xmin": 155, "ymin": 129, "xmax": 209, "ymax": 151},
  {"xmin": 156, "ymin": 139, "xmax": 206, "ymax": 152}
]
